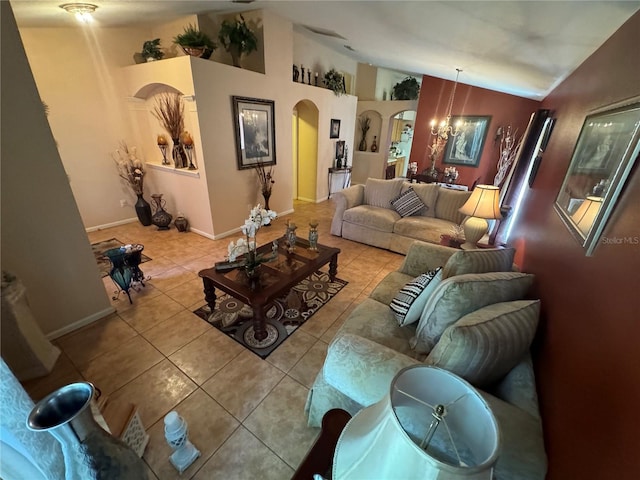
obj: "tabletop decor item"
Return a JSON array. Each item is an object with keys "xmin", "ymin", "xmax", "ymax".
[
  {"xmin": 459, "ymin": 184, "xmax": 502, "ymax": 249},
  {"xmin": 163, "ymin": 411, "xmax": 200, "ymax": 474},
  {"xmin": 218, "ymin": 14, "xmax": 258, "ymax": 68},
  {"xmin": 308, "ymin": 220, "xmax": 319, "ymax": 251},
  {"xmin": 254, "ymin": 158, "xmax": 275, "ymax": 210},
  {"xmin": 324, "ymin": 68, "xmax": 345, "ymax": 96},
  {"xmin": 225, "ymin": 204, "xmax": 277, "ymax": 280},
  {"xmin": 157, "ymin": 134, "xmax": 169, "ymax": 165},
  {"xmin": 173, "ymin": 23, "xmax": 215, "ymax": 58},
  {"xmin": 285, "ymin": 220, "xmax": 297, "ymax": 253},
  {"xmin": 27, "ymin": 382, "xmax": 146, "ymax": 479},
  {"xmin": 152, "ymin": 93, "xmax": 187, "ymax": 168},
  {"xmin": 180, "ymin": 131, "xmax": 196, "ymax": 169},
  {"xmin": 113, "ymin": 142, "xmax": 151, "ymax": 226},
  {"xmin": 150, "ymin": 193, "xmax": 173, "ymax": 230},
  {"xmin": 443, "ymin": 166, "xmax": 459, "ymax": 184}
]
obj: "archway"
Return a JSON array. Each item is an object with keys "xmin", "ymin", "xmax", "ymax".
[
  {"xmin": 387, "ymin": 109, "xmax": 416, "ymax": 178},
  {"xmin": 292, "ymin": 100, "xmax": 319, "ymax": 202}
]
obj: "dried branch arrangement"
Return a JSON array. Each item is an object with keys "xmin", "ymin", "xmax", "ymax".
[
  {"xmin": 152, "ymin": 93, "xmax": 184, "ymax": 140},
  {"xmin": 254, "ymin": 159, "xmax": 275, "ymax": 196}
]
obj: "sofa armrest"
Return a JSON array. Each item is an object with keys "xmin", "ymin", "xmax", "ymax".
[
  {"xmin": 331, "ymin": 184, "xmax": 365, "ymax": 236},
  {"xmin": 399, "ymin": 241, "xmax": 457, "ymax": 277},
  {"xmin": 324, "ymin": 334, "xmax": 419, "ymax": 407}
]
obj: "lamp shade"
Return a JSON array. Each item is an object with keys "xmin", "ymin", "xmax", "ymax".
[
  {"xmin": 333, "ymin": 365, "xmax": 500, "ymax": 480},
  {"xmin": 459, "ymin": 185, "xmax": 502, "ymax": 219},
  {"xmin": 571, "ymin": 196, "xmax": 603, "ymax": 236}
]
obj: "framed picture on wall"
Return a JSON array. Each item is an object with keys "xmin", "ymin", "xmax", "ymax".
[
  {"xmin": 442, "ymin": 115, "xmax": 492, "ymax": 167},
  {"xmin": 232, "ymin": 96, "xmax": 276, "ymax": 170},
  {"xmin": 335, "ymin": 140, "xmax": 345, "ymax": 160},
  {"xmin": 330, "ymin": 119, "xmax": 341, "ymax": 138}
]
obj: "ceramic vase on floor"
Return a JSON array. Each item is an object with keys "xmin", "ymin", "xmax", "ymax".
[
  {"xmin": 27, "ymin": 382, "xmax": 146, "ymax": 479},
  {"xmin": 134, "ymin": 194, "xmax": 152, "ymax": 226},
  {"xmin": 151, "ymin": 193, "xmax": 173, "ymax": 230}
]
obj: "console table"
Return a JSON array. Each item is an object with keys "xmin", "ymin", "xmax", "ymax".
[{"xmin": 328, "ymin": 167, "xmax": 352, "ymax": 198}]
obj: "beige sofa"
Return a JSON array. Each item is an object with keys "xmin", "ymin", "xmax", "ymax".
[
  {"xmin": 331, "ymin": 178, "xmax": 472, "ymax": 254},
  {"xmin": 305, "ymin": 243, "xmax": 547, "ymax": 480}
]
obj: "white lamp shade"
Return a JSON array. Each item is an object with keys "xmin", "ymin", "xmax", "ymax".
[
  {"xmin": 571, "ymin": 196, "xmax": 603, "ymax": 236},
  {"xmin": 333, "ymin": 365, "xmax": 500, "ymax": 480},
  {"xmin": 459, "ymin": 185, "xmax": 502, "ymax": 219}
]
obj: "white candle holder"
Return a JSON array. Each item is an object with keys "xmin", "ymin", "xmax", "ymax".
[{"xmin": 164, "ymin": 411, "xmax": 200, "ymax": 474}]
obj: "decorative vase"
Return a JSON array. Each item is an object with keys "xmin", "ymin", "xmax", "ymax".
[
  {"xmin": 151, "ymin": 193, "xmax": 173, "ymax": 230},
  {"xmin": 359, "ymin": 137, "xmax": 367, "ymax": 152},
  {"xmin": 371, "ymin": 136, "xmax": 378, "ymax": 152},
  {"xmin": 174, "ymin": 213, "xmax": 189, "ymax": 232},
  {"xmin": 262, "ymin": 191, "xmax": 271, "ymax": 211},
  {"xmin": 228, "ymin": 44, "xmax": 242, "ymax": 67},
  {"xmin": 134, "ymin": 194, "xmax": 152, "ymax": 226},
  {"xmin": 308, "ymin": 221, "xmax": 319, "ymax": 251},
  {"xmin": 171, "ymin": 138, "xmax": 188, "ymax": 168},
  {"xmin": 336, "ymin": 157, "xmax": 343, "ymax": 169},
  {"xmin": 285, "ymin": 221, "xmax": 297, "ymax": 253},
  {"xmin": 27, "ymin": 382, "xmax": 146, "ymax": 480}
]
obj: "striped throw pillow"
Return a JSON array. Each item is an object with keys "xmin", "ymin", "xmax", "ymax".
[
  {"xmin": 390, "ymin": 268, "xmax": 442, "ymax": 326},
  {"xmin": 391, "ymin": 187, "xmax": 426, "ymax": 217},
  {"xmin": 442, "ymin": 247, "xmax": 516, "ymax": 279}
]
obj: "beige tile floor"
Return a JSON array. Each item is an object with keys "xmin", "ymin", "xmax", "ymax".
[{"xmin": 21, "ymin": 199, "xmax": 404, "ymax": 479}]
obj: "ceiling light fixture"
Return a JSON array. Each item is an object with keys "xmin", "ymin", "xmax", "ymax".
[
  {"xmin": 430, "ymin": 68, "xmax": 463, "ymax": 140},
  {"xmin": 60, "ymin": 3, "xmax": 97, "ymax": 23}
]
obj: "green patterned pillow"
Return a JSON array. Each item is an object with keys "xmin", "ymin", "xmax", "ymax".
[
  {"xmin": 425, "ymin": 300, "xmax": 540, "ymax": 387},
  {"xmin": 390, "ymin": 268, "xmax": 442, "ymax": 326},
  {"xmin": 442, "ymin": 247, "xmax": 516, "ymax": 279}
]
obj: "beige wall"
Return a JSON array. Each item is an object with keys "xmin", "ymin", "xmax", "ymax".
[{"xmin": 1, "ymin": 2, "xmax": 112, "ymax": 337}]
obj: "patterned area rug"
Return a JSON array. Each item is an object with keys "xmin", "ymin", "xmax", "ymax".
[
  {"xmin": 91, "ymin": 238, "xmax": 151, "ymax": 277},
  {"xmin": 193, "ymin": 270, "xmax": 347, "ymax": 359}
]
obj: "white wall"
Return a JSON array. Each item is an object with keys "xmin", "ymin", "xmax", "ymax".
[{"xmin": 1, "ymin": 2, "xmax": 112, "ymax": 337}]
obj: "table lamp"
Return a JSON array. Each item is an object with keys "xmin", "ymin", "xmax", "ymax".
[
  {"xmin": 333, "ymin": 365, "xmax": 500, "ymax": 480},
  {"xmin": 571, "ymin": 196, "xmax": 603, "ymax": 236},
  {"xmin": 458, "ymin": 185, "xmax": 502, "ymax": 249}
]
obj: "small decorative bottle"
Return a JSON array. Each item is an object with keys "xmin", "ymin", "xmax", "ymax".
[
  {"xmin": 371, "ymin": 136, "xmax": 378, "ymax": 152},
  {"xmin": 285, "ymin": 220, "xmax": 297, "ymax": 253},
  {"xmin": 308, "ymin": 220, "xmax": 319, "ymax": 251}
]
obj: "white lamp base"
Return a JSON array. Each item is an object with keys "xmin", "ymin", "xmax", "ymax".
[
  {"xmin": 169, "ymin": 441, "xmax": 200, "ymax": 474},
  {"xmin": 461, "ymin": 216, "xmax": 489, "ymax": 250}
]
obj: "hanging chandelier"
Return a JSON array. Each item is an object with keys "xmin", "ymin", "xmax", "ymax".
[{"xmin": 430, "ymin": 68, "xmax": 463, "ymax": 140}]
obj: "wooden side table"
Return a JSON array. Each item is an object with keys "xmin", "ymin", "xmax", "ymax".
[
  {"xmin": 328, "ymin": 167, "xmax": 352, "ymax": 198},
  {"xmin": 291, "ymin": 409, "xmax": 351, "ymax": 480}
]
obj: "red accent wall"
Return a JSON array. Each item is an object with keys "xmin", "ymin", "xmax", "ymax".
[
  {"xmin": 410, "ymin": 75, "xmax": 539, "ymax": 187},
  {"xmin": 510, "ymin": 12, "xmax": 640, "ymax": 479}
]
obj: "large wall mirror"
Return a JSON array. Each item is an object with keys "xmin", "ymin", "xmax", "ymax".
[{"xmin": 554, "ymin": 97, "xmax": 640, "ymax": 256}]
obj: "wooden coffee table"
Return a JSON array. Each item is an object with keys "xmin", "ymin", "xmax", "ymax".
[{"xmin": 198, "ymin": 236, "xmax": 340, "ymax": 343}]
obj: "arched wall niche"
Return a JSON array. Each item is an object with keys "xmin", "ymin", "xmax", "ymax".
[
  {"xmin": 133, "ymin": 82, "xmax": 183, "ymax": 100},
  {"xmin": 293, "ymin": 98, "xmax": 319, "ymax": 202}
]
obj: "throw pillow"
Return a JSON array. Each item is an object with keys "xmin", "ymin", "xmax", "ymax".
[
  {"xmin": 402, "ymin": 182, "xmax": 439, "ymax": 217},
  {"xmin": 434, "ymin": 188, "xmax": 472, "ymax": 224},
  {"xmin": 390, "ymin": 268, "xmax": 443, "ymax": 326},
  {"xmin": 442, "ymin": 247, "xmax": 516, "ymax": 279},
  {"xmin": 425, "ymin": 300, "xmax": 540, "ymax": 387},
  {"xmin": 411, "ymin": 271, "xmax": 535, "ymax": 353},
  {"xmin": 390, "ymin": 187, "xmax": 426, "ymax": 218},
  {"xmin": 364, "ymin": 178, "xmax": 404, "ymax": 209}
]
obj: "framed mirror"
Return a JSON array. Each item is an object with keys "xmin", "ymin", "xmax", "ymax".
[{"xmin": 554, "ymin": 97, "xmax": 640, "ymax": 256}]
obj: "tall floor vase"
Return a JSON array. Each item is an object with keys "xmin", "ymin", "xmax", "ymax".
[
  {"xmin": 134, "ymin": 194, "xmax": 152, "ymax": 226},
  {"xmin": 27, "ymin": 382, "xmax": 146, "ymax": 479}
]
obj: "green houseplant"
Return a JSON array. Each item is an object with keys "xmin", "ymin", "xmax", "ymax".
[
  {"xmin": 218, "ymin": 14, "xmax": 258, "ymax": 67},
  {"xmin": 324, "ymin": 69, "xmax": 345, "ymax": 96},
  {"xmin": 392, "ymin": 76, "xmax": 420, "ymax": 100},
  {"xmin": 141, "ymin": 38, "xmax": 163, "ymax": 62},
  {"xmin": 173, "ymin": 24, "xmax": 216, "ymax": 59}
]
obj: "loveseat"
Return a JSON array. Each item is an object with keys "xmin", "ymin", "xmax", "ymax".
[
  {"xmin": 305, "ymin": 242, "xmax": 547, "ymax": 480},
  {"xmin": 331, "ymin": 178, "xmax": 472, "ymax": 254}
]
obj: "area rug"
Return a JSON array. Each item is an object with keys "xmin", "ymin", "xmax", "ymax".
[
  {"xmin": 91, "ymin": 238, "xmax": 151, "ymax": 277},
  {"xmin": 193, "ymin": 270, "xmax": 347, "ymax": 359}
]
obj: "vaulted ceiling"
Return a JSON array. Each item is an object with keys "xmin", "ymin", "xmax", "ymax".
[{"xmin": 9, "ymin": 1, "xmax": 640, "ymax": 99}]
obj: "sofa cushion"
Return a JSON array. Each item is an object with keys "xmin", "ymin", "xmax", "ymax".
[
  {"xmin": 425, "ymin": 300, "xmax": 540, "ymax": 387},
  {"xmin": 442, "ymin": 247, "xmax": 516, "ymax": 279},
  {"xmin": 434, "ymin": 188, "xmax": 472, "ymax": 224},
  {"xmin": 370, "ymin": 271, "xmax": 414, "ymax": 305},
  {"xmin": 391, "ymin": 187, "xmax": 425, "ymax": 217},
  {"xmin": 364, "ymin": 178, "xmax": 404, "ymax": 209},
  {"xmin": 393, "ymin": 216, "xmax": 459, "ymax": 245},
  {"xmin": 401, "ymin": 182, "xmax": 439, "ymax": 217},
  {"xmin": 343, "ymin": 205, "xmax": 400, "ymax": 233},
  {"xmin": 412, "ymin": 271, "xmax": 535, "ymax": 353},
  {"xmin": 390, "ymin": 268, "xmax": 443, "ymax": 326}
]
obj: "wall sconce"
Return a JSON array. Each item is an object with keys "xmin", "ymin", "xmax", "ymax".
[{"xmin": 60, "ymin": 3, "xmax": 98, "ymax": 23}]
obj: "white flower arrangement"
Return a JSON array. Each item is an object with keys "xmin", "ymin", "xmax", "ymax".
[{"xmin": 227, "ymin": 204, "xmax": 277, "ymax": 262}]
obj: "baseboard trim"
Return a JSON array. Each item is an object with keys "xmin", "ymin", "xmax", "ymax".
[
  {"xmin": 86, "ymin": 218, "xmax": 137, "ymax": 232},
  {"xmin": 46, "ymin": 306, "xmax": 116, "ymax": 340}
]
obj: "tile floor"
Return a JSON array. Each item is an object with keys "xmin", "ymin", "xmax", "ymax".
[{"xmin": 21, "ymin": 199, "xmax": 405, "ymax": 479}]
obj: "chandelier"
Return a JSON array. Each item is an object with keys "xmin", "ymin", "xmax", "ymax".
[{"xmin": 430, "ymin": 68, "xmax": 463, "ymax": 141}]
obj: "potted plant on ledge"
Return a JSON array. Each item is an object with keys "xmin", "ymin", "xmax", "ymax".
[
  {"xmin": 392, "ymin": 77, "xmax": 420, "ymax": 100},
  {"xmin": 173, "ymin": 24, "xmax": 216, "ymax": 59},
  {"xmin": 218, "ymin": 14, "xmax": 258, "ymax": 68},
  {"xmin": 324, "ymin": 68, "xmax": 345, "ymax": 96},
  {"xmin": 141, "ymin": 38, "xmax": 164, "ymax": 62}
]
